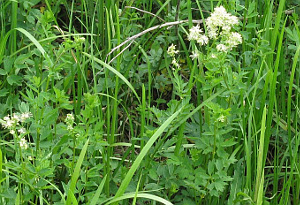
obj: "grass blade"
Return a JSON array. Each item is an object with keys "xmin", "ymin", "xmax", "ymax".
[
  {"xmin": 15, "ymin": 28, "xmax": 46, "ymax": 57},
  {"xmin": 66, "ymin": 139, "xmax": 90, "ymax": 205},
  {"xmin": 82, "ymin": 52, "xmax": 141, "ymax": 103},
  {"xmin": 264, "ymin": 18, "xmax": 287, "ymax": 166},
  {"xmin": 287, "ymin": 45, "xmax": 300, "ymax": 141},
  {"xmin": 89, "ymin": 175, "xmax": 107, "ymax": 205},
  {"xmin": 0, "ymin": 30, "xmax": 13, "ymax": 64},
  {"xmin": 0, "ymin": 148, "xmax": 2, "ymax": 190},
  {"xmin": 254, "ymin": 106, "xmax": 267, "ymax": 203},
  {"xmin": 14, "ymin": 28, "xmax": 53, "ymax": 67},
  {"xmin": 105, "ymin": 192, "xmax": 173, "ymax": 205}
]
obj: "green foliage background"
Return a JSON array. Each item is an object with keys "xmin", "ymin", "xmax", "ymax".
[{"xmin": 0, "ymin": 0, "xmax": 299, "ymax": 204}]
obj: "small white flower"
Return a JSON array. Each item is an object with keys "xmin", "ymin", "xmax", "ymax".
[
  {"xmin": 187, "ymin": 25, "xmax": 209, "ymax": 46},
  {"xmin": 214, "ymin": 6, "xmax": 228, "ymax": 16},
  {"xmin": 75, "ymin": 37, "xmax": 85, "ymax": 45},
  {"xmin": 10, "ymin": 130, "xmax": 15, "ymax": 135},
  {"xmin": 3, "ymin": 115, "xmax": 10, "ymax": 121},
  {"xmin": 1, "ymin": 119, "xmax": 15, "ymax": 129},
  {"xmin": 167, "ymin": 44, "xmax": 179, "ymax": 57},
  {"xmin": 19, "ymin": 138, "xmax": 28, "ymax": 150},
  {"xmin": 208, "ymin": 29, "xmax": 218, "ymax": 39},
  {"xmin": 196, "ymin": 35, "xmax": 209, "ymax": 46},
  {"xmin": 65, "ymin": 114, "xmax": 75, "ymax": 132},
  {"xmin": 190, "ymin": 51, "xmax": 200, "ymax": 60},
  {"xmin": 227, "ymin": 15, "xmax": 239, "ymax": 26},
  {"xmin": 216, "ymin": 44, "xmax": 228, "ymax": 52},
  {"xmin": 172, "ymin": 59, "xmax": 180, "ymax": 68},
  {"xmin": 12, "ymin": 113, "xmax": 21, "ymax": 123},
  {"xmin": 188, "ymin": 25, "xmax": 203, "ymax": 41},
  {"xmin": 18, "ymin": 128, "xmax": 26, "ymax": 134},
  {"xmin": 226, "ymin": 32, "xmax": 242, "ymax": 48},
  {"xmin": 66, "ymin": 113, "xmax": 75, "ymax": 122},
  {"xmin": 67, "ymin": 125, "xmax": 74, "ymax": 131},
  {"xmin": 211, "ymin": 53, "xmax": 217, "ymax": 58},
  {"xmin": 20, "ymin": 112, "xmax": 32, "ymax": 122},
  {"xmin": 217, "ymin": 115, "xmax": 226, "ymax": 123},
  {"xmin": 222, "ymin": 25, "xmax": 231, "ymax": 32}
]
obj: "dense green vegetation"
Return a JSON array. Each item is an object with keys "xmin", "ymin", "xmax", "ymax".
[{"xmin": 0, "ymin": 0, "xmax": 299, "ymax": 204}]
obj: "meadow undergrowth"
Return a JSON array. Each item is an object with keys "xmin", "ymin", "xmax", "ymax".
[{"xmin": 0, "ymin": 0, "xmax": 299, "ymax": 204}]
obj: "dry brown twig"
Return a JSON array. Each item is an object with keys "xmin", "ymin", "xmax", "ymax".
[
  {"xmin": 125, "ymin": 6, "xmax": 165, "ymax": 22},
  {"xmin": 105, "ymin": 19, "xmax": 203, "ymax": 63}
]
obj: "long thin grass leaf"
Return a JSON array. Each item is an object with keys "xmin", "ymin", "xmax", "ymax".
[
  {"xmin": 105, "ymin": 192, "xmax": 173, "ymax": 205},
  {"xmin": 15, "ymin": 28, "xmax": 53, "ymax": 66},
  {"xmin": 287, "ymin": 45, "xmax": 300, "ymax": 140},
  {"xmin": 15, "ymin": 28, "xmax": 46, "ymax": 57},
  {"xmin": 254, "ymin": 106, "xmax": 267, "ymax": 202},
  {"xmin": 114, "ymin": 108, "xmax": 182, "ymax": 198},
  {"xmin": 257, "ymin": 172, "xmax": 264, "ymax": 205},
  {"xmin": 83, "ymin": 52, "xmax": 141, "ymax": 103},
  {"xmin": 270, "ymin": 0, "xmax": 286, "ymax": 50},
  {"xmin": 89, "ymin": 175, "xmax": 107, "ymax": 205},
  {"xmin": 66, "ymin": 139, "xmax": 89, "ymax": 205},
  {"xmin": 264, "ymin": 18, "xmax": 287, "ymax": 166},
  {"xmin": 0, "ymin": 148, "xmax": 2, "ymax": 190},
  {"xmin": 0, "ymin": 30, "xmax": 12, "ymax": 64}
]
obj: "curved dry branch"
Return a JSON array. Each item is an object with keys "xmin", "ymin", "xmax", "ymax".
[{"xmin": 105, "ymin": 19, "xmax": 203, "ymax": 63}]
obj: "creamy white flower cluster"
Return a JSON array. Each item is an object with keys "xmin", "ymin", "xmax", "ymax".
[
  {"xmin": 0, "ymin": 112, "xmax": 32, "ymax": 149},
  {"xmin": 1, "ymin": 112, "xmax": 32, "ymax": 131},
  {"xmin": 217, "ymin": 114, "xmax": 226, "ymax": 123},
  {"xmin": 65, "ymin": 113, "xmax": 75, "ymax": 131},
  {"xmin": 188, "ymin": 6, "xmax": 242, "ymax": 53},
  {"xmin": 187, "ymin": 25, "xmax": 209, "ymax": 46},
  {"xmin": 206, "ymin": 6, "xmax": 239, "ymax": 38},
  {"xmin": 167, "ymin": 44, "xmax": 180, "ymax": 68},
  {"xmin": 167, "ymin": 44, "xmax": 179, "ymax": 57},
  {"xmin": 19, "ymin": 138, "xmax": 28, "ymax": 150}
]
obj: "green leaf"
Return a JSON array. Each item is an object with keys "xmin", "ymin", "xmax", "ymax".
[
  {"xmin": 51, "ymin": 135, "xmax": 69, "ymax": 155},
  {"xmin": 215, "ymin": 159, "xmax": 223, "ymax": 171},
  {"xmin": 245, "ymin": 23, "xmax": 260, "ymax": 29},
  {"xmin": 228, "ymin": 159, "xmax": 244, "ymax": 204},
  {"xmin": 7, "ymin": 74, "xmax": 22, "ymax": 85},
  {"xmin": 220, "ymin": 138, "xmax": 237, "ymax": 147},
  {"xmin": 0, "ymin": 88, "xmax": 9, "ymax": 97},
  {"xmin": 15, "ymin": 191, "xmax": 20, "ymax": 205},
  {"xmin": 247, "ymin": 1, "xmax": 256, "ymax": 15},
  {"xmin": 0, "ymin": 69, "xmax": 7, "ymax": 75},
  {"xmin": 208, "ymin": 160, "xmax": 214, "ymax": 175},
  {"xmin": 214, "ymin": 180, "xmax": 226, "ymax": 192},
  {"xmin": 42, "ymin": 107, "xmax": 58, "ymax": 125},
  {"xmin": 0, "ymin": 31, "xmax": 13, "ymax": 64},
  {"xmin": 18, "ymin": 102, "xmax": 30, "ymax": 113}
]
